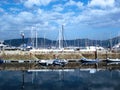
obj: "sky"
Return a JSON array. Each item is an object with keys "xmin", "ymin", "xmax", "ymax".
[{"xmin": 0, "ymin": 0, "xmax": 120, "ymax": 40}]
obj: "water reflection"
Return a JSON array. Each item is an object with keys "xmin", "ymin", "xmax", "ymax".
[
  {"xmin": 0, "ymin": 69, "xmax": 120, "ymax": 90},
  {"xmin": 106, "ymin": 62, "xmax": 120, "ymax": 65}
]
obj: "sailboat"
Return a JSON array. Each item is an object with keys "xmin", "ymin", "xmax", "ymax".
[
  {"xmin": 80, "ymin": 58, "xmax": 99, "ymax": 64},
  {"xmin": 80, "ymin": 49, "xmax": 100, "ymax": 64},
  {"xmin": 106, "ymin": 35, "xmax": 120, "ymax": 63},
  {"xmin": 106, "ymin": 58, "xmax": 120, "ymax": 65},
  {"xmin": 30, "ymin": 25, "xmax": 74, "ymax": 53},
  {"xmin": 106, "ymin": 58, "xmax": 120, "ymax": 62}
]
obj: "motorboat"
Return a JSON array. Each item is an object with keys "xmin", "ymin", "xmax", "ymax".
[{"xmin": 52, "ymin": 59, "xmax": 68, "ymax": 66}]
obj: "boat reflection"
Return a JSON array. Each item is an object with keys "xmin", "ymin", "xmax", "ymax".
[
  {"xmin": 107, "ymin": 61, "xmax": 120, "ymax": 65},
  {"xmin": 81, "ymin": 61, "xmax": 99, "ymax": 65},
  {"xmin": 80, "ymin": 68, "xmax": 99, "ymax": 74},
  {"xmin": 0, "ymin": 68, "xmax": 119, "ymax": 90}
]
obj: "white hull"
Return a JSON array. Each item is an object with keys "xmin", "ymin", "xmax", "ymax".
[
  {"xmin": 106, "ymin": 58, "xmax": 120, "ymax": 62},
  {"xmin": 80, "ymin": 58, "xmax": 99, "ymax": 63}
]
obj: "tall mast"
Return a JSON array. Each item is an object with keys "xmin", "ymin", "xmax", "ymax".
[
  {"xmin": 35, "ymin": 29, "xmax": 38, "ymax": 49},
  {"xmin": 62, "ymin": 24, "xmax": 64, "ymax": 48},
  {"xmin": 31, "ymin": 27, "xmax": 35, "ymax": 48},
  {"xmin": 58, "ymin": 25, "xmax": 64, "ymax": 49},
  {"xmin": 110, "ymin": 33, "xmax": 112, "ymax": 50},
  {"xmin": 21, "ymin": 32, "xmax": 24, "ymax": 45},
  {"xmin": 118, "ymin": 31, "xmax": 120, "ymax": 43},
  {"xmin": 58, "ymin": 28, "xmax": 61, "ymax": 49}
]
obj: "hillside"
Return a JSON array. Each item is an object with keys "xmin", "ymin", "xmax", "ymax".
[{"xmin": 4, "ymin": 36, "xmax": 120, "ymax": 48}]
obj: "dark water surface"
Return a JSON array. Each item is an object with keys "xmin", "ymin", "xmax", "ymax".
[{"xmin": 0, "ymin": 69, "xmax": 120, "ymax": 90}]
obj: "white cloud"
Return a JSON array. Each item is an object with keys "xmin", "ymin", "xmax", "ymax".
[
  {"xmin": 9, "ymin": 7, "xmax": 21, "ymax": 12},
  {"xmin": 37, "ymin": 9, "xmax": 42, "ymax": 14},
  {"xmin": 24, "ymin": 0, "xmax": 40, "ymax": 8},
  {"xmin": 52, "ymin": 4, "xmax": 64, "ymax": 12},
  {"xmin": 88, "ymin": 0, "xmax": 115, "ymax": 9},
  {"xmin": 24, "ymin": 0, "xmax": 52, "ymax": 8},
  {"xmin": 0, "ymin": 0, "xmax": 120, "ymax": 40},
  {"xmin": 17, "ymin": 11, "xmax": 34, "ymax": 23},
  {"xmin": 65, "ymin": 0, "xmax": 83, "ymax": 9}
]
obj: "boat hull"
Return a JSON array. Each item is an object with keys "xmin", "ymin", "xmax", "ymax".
[
  {"xmin": 80, "ymin": 58, "xmax": 99, "ymax": 64},
  {"xmin": 106, "ymin": 58, "xmax": 120, "ymax": 62}
]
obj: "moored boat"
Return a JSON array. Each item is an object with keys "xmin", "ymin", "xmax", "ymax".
[
  {"xmin": 80, "ymin": 58, "xmax": 99, "ymax": 63},
  {"xmin": 39, "ymin": 60, "xmax": 53, "ymax": 66},
  {"xmin": 106, "ymin": 58, "xmax": 120, "ymax": 62},
  {"xmin": 52, "ymin": 59, "xmax": 68, "ymax": 66},
  {"xmin": 0, "ymin": 59, "xmax": 4, "ymax": 64}
]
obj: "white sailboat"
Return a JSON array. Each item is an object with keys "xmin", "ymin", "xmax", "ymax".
[
  {"xmin": 30, "ymin": 25, "xmax": 74, "ymax": 53},
  {"xmin": 80, "ymin": 58, "xmax": 100, "ymax": 64},
  {"xmin": 106, "ymin": 35, "xmax": 120, "ymax": 62},
  {"xmin": 106, "ymin": 58, "xmax": 120, "ymax": 62}
]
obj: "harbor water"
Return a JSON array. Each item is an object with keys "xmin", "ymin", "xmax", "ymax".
[{"xmin": 0, "ymin": 69, "xmax": 120, "ymax": 90}]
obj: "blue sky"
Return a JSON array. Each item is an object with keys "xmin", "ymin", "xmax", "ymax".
[{"xmin": 0, "ymin": 0, "xmax": 120, "ymax": 40}]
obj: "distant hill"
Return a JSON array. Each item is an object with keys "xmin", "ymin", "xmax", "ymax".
[{"xmin": 4, "ymin": 36, "xmax": 120, "ymax": 48}]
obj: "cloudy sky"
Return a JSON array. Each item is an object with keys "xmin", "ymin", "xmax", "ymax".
[{"xmin": 0, "ymin": 0, "xmax": 120, "ymax": 40}]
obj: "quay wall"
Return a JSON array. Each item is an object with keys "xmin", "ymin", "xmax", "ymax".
[{"xmin": 0, "ymin": 50, "xmax": 120, "ymax": 60}]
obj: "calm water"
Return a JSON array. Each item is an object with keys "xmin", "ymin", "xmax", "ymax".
[{"xmin": 0, "ymin": 69, "xmax": 120, "ymax": 90}]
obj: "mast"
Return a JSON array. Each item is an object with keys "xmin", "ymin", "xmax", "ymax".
[
  {"xmin": 62, "ymin": 24, "xmax": 64, "ymax": 48},
  {"xmin": 58, "ymin": 28, "xmax": 61, "ymax": 49},
  {"xmin": 58, "ymin": 25, "xmax": 64, "ymax": 49},
  {"xmin": 31, "ymin": 27, "xmax": 34, "ymax": 48},
  {"xmin": 35, "ymin": 29, "xmax": 38, "ymax": 49},
  {"xmin": 44, "ymin": 33, "xmax": 46, "ymax": 49},
  {"xmin": 109, "ymin": 33, "xmax": 112, "ymax": 50},
  {"xmin": 21, "ymin": 32, "xmax": 25, "ymax": 46}
]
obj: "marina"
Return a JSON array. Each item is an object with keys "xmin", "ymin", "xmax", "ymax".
[{"xmin": 0, "ymin": 0, "xmax": 120, "ymax": 90}]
